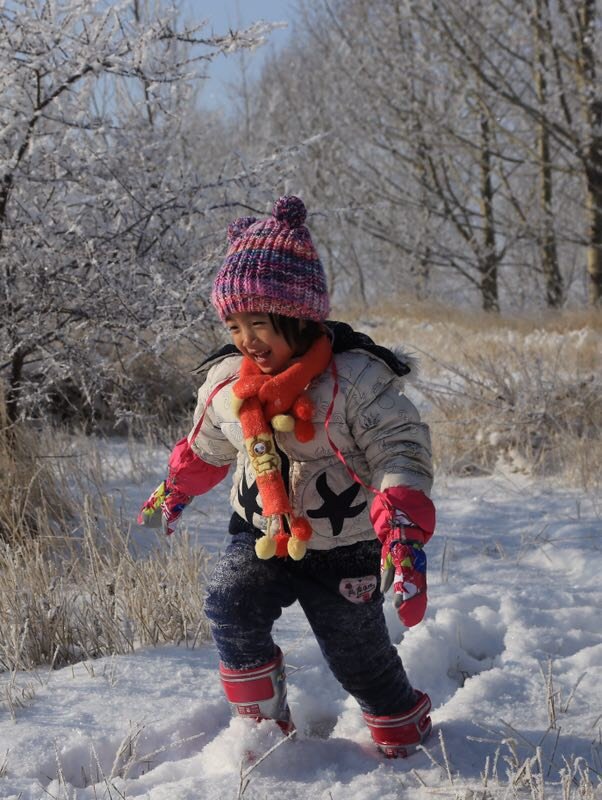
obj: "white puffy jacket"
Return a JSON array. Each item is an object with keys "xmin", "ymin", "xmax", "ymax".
[{"xmin": 189, "ymin": 327, "xmax": 433, "ymax": 551}]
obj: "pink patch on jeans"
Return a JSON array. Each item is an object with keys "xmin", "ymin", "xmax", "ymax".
[{"xmin": 339, "ymin": 575, "xmax": 377, "ymax": 604}]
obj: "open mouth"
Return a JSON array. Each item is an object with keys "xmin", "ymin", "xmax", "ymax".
[{"xmin": 249, "ymin": 349, "xmax": 271, "ymax": 365}]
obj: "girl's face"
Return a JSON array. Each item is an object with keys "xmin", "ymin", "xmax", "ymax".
[{"xmin": 226, "ymin": 312, "xmax": 296, "ymax": 374}]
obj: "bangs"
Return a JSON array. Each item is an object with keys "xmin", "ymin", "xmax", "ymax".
[{"xmin": 268, "ymin": 314, "xmax": 324, "ymax": 353}]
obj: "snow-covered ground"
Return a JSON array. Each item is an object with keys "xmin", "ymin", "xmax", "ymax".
[{"xmin": 1, "ymin": 442, "xmax": 601, "ymax": 800}]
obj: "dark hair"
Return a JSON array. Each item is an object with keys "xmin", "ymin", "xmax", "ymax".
[{"xmin": 269, "ymin": 314, "xmax": 325, "ymax": 355}]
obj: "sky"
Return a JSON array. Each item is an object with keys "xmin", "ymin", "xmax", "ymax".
[{"xmin": 182, "ymin": 0, "xmax": 295, "ymax": 109}]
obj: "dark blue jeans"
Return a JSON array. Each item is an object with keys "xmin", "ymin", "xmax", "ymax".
[{"xmin": 204, "ymin": 530, "xmax": 416, "ymax": 716}]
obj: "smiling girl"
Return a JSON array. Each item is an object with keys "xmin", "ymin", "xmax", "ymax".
[{"xmin": 139, "ymin": 196, "xmax": 436, "ymax": 758}]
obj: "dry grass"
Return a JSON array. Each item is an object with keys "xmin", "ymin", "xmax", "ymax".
[
  {"xmin": 0, "ymin": 418, "xmax": 211, "ymax": 687},
  {"xmin": 0, "ymin": 415, "xmax": 74, "ymax": 545},
  {"xmin": 411, "ymin": 731, "xmax": 601, "ymax": 800},
  {"xmin": 419, "ymin": 660, "xmax": 602, "ymax": 800},
  {"xmin": 0, "ymin": 521, "xmax": 210, "ymax": 676},
  {"xmin": 336, "ymin": 302, "xmax": 602, "ymax": 489},
  {"xmin": 418, "ymin": 343, "xmax": 602, "ymax": 488},
  {"xmin": 336, "ymin": 299, "xmax": 602, "ymax": 377},
  {"xmin": 340, "ymin": 296, "xmax": 602, "ymax": 337}
]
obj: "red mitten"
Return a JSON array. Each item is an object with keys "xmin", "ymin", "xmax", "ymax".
[
  {"xmin": 137, "ymin": 480, "xmax": 168, "ymax": 528},
  {"xmin": 160, "ymin": 481, "xmax": 192, "ymax": 536}
]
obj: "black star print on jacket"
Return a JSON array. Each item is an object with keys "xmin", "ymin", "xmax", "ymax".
[
  {"xmin": 307, "ymin": 473, "xmax": 367, "ymax": 536},
  {"xmin": 237, "ymin": 468, "xmax": 261, "ymax": 524}
]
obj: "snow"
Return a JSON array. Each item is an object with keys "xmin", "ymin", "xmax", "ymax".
[{"xmin": 1, "ymin": 445, "xmax": 601, "ymax": 800}]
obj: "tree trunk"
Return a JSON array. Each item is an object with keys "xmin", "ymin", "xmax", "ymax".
[
  {"xmin": 6, "ymin": 347, "xmax": 25, "ymax": 424},
  {"xmin": 534, "ymin": 0, "xmax": 563, "ymax": 307},
  {"xmin": 585, "ymin": 159, "xmax": 602, "ymax": 306},
  {"xmin": 479, "ymin": 113, "xmax": 499, "ymax": 311},
  {"xmin": 0, "ymin": 175, "xmax": 12, "ymax": 246},
  {"xmin": 577, "ymin": 0, "xmax": 602, "ymax": 305}
]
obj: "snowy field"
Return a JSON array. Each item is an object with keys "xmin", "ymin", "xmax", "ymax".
[{"xmin": 1, "ymin": 441, "xmax": 601, "ymax": 800}]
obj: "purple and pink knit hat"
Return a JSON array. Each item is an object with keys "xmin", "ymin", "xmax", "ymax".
[{"xmin": 211, "ymin": 196, "xmax": 330, "ymax": 323}]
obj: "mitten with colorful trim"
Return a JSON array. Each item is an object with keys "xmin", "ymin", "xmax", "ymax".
[
  {"xmin": 137, "ymin": 478, "xmax": 192, "ymax": 536},
  {"xmin": 370, "ymin": 487, "xmax": 435, "ymax": 627}
]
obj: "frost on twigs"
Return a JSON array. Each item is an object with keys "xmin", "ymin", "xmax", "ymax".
[
  {"xmin": 208, "ymin": 21, "xmax": 288, "ymax": 55},
  {"xmin": 0, "ymin": 1, "xmax": 287, "ymax": 430}
]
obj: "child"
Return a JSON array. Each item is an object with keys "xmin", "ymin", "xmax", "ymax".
[{"xmin": 139, "ymin": 196, "xmax": 436, "ymax": 758}]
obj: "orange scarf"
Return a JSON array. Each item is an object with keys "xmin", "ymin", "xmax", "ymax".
[{"xmin": 232, "ymin": 335, "xmax": 332, "ymax": 560}]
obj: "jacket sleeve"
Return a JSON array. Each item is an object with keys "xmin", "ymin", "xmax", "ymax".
[
  {"xmin": 346, "ymin": 356, "xmax": 434, "ymax": 498},
  {"xmin": 167, "ymin": 437, "xmax": 230, "ymax": 497},
  {"xmin": 188, "ymin": 368, "xmax": 239, "ymax": 469}
]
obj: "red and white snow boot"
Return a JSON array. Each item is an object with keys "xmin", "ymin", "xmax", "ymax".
[
  {"xmin": 219, "ymin": 647, "xmax": 295, "ymax": 735},
  {"xmin": 363, "ymin": 691, "xmax": 432, "ymax": 758}
]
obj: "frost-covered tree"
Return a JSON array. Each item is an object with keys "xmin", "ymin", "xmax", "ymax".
[{"xmin": 0, "ymin": 0, "xmax": 280, "ymax": 423}]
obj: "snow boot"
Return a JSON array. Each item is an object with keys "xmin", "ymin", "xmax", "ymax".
[
  {"xmin": 363, "ymin": 690, "xmax": 432, "ymax": 758},
  {"xmin": 219, "ymin": 647, "xmax": 295, "ymax": 735}
]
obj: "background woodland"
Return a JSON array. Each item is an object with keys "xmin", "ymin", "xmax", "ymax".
[{"xmin": 1, "ymin": 0, "xmax": 601, "ymax": 428}]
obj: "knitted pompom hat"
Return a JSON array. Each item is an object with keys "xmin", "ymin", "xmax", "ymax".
[{"xmin": 211, "ymin": 196, "xmax": 330, "ymax": 322}]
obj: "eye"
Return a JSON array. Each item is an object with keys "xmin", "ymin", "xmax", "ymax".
[{"xmin": 253, "ymin": 442, "xmax": 267, "ymax": 455}]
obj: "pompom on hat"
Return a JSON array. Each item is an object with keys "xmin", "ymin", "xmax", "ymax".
[{"xmin": 211, "ymin": 196, "xmax": 330, "ymax": 322}]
